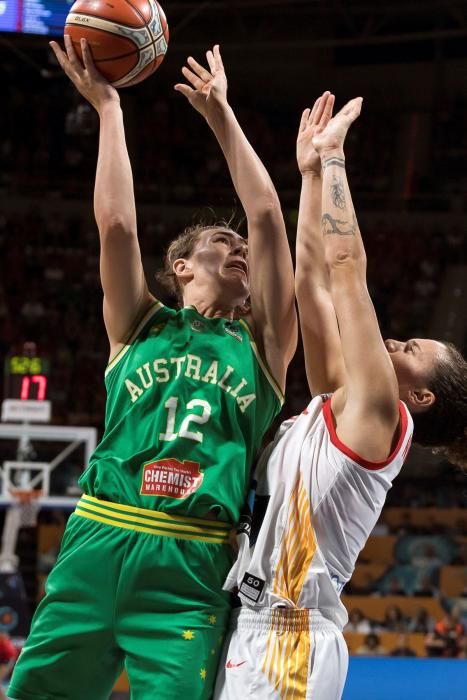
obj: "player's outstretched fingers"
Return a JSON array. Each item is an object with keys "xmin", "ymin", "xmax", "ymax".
[
  {"xmin": 319, "ymin": 93, "xmax": 335, "ymax": 127},
  {"xmin": 341, "ymin": 97, "xmax": 363, "ymax": 122},
  {"xmin": 308, "ymin": 96, "xmax": 322, "ymax": 125},
  {"xmin": 206, "ymin": 50, "xmax": 216, "ymax": 74},
  {"xmin": 80, "ymin": 38, "xmax": 98, "ymax": 76},
  {"xmin": 64, "ymin": 34, "xmax": 83, "ymax": 72},
  {"xmin": 49, "ymin": 40, "xmax": 77, "ymax": 80},
  {"xmin": 187, "ymin": 56, "xmax": 212, "ymax": 82},
  {"xmin": 49, "ymin": 41, "xmax": 66, "ymax": 67},
  {"xmin": 299, "ymin": 108, "xmax": 311, "ymax": 133},
  {"xmin": 174, "ymin": 83, "xmax": 194, "ymax": 99},
  {"xmin": 181, "ymin": 65, "xmax": 205, "ymax": 90},
  {"xmin": 313, "ymin": 91, "xmax": 331, "ymax": 126},
  {"xmin": 213, "ymin": 45, "xmax": 224, "ymax": 71}
]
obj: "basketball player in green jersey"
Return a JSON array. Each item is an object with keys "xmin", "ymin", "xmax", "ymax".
[{"xmin": 8, "ymin": 41, "xmax": 296, "ymax": 700}]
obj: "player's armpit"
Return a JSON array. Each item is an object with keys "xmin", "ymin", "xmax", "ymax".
[{"xmin": 330, "ymin": 389, "xmax": 402, "ymax": 464}]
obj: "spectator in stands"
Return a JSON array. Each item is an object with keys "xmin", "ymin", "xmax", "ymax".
[
  {"xmin": 345, "ymin": 572, "xmax": 375, "ymax": 595},
  {"xmin": 413, "ymin": 574, "xmax": 438, "ymax": 597},
  {"xmin": 456, "ymin": 635, "xmax": 467, "ymax": 658},
  {"xmin": 452, "ymin": 540, "xmax": 467, "ymax": 566},
  {"xmin": 412, "ymin": 544, "xmax": 444, "ymax": 568},
  {"xmin": 450, "ymin": 605, "xmax": 467, "ymax": 630},
  {"xmin": 453, "ymin": 517, "xmax": 467, "ymax": 536},
  {"xmin": 393, "ymin": 511, "xmax": 418, "ymax": 535},
  {"xmin": 356, "ymin": 633, "xmax": 387, "ymax": 656},
  {"xmin": 390, "ymin": 633, "xmax": 417, "ymax": 657},
  {"xmin": 344, "ymin": 608, "xmax": 372, "ymax": 633},
  {"xmin": 418, "ymin": 515, "xmax": 448, "ymax": 535},
  {"xmin": 386, "ymin": 576, "xmax": 407, "ymax": 596},
  {"xmin": 382, "ymin": 604, "xmax": 407, "ymax": 632},
  {"xmin": 407, "ymin": 606, "xmax": 434, "ymax": 634},
  {"xmin": 425, "ymin": 608, "xmax": 465, "ymax": 657},
  {"xmin": 0, "ymin": 632, "xmax": 18, "ymax": 700}
]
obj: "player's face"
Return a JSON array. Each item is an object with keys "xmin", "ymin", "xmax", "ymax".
[
  {"xmin": 189, "ymin": 228, "xmax": 249, "ymax": 303},
  {"xmin": 384, "ymin": 338, "xmax": 447, "ymax": 398}
]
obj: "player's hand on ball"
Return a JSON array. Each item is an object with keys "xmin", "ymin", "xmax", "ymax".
[
  {"xmin": 312, "ymin": 97, "xmax": 363, "ymax": 157},
  {"xmin": 175, "ymin": 44, "xmax": 228, "ymax": 121},
  {"xmin": 49, "ymin": 36, "xmax": 120, "ymax": 114},
  {"xmin": 296, "ymin": 91, "xmax": 335, "ymax": 177}
]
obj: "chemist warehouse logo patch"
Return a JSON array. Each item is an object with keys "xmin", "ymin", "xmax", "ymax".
[{"xmin": 140, "ymin": 458, "xmax": 204, "ymax": 499}]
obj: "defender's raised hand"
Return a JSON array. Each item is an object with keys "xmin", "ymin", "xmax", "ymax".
[
  {"xmin": 296, "ymin": 91, "xmax": 335, "ymax": 177},
  {"xmin": 175, "ymin": 45, "xmax": 228, "ymax": 121},
  {"xmin": 312, "ymin": 97, "xmax": 362, "ymax": 157},
  {"xmin": 49, "ymin": 36, "xmax": 119, "ymax": 114}
]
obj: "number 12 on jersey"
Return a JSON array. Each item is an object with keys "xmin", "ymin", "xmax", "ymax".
[{"xmin": 159, "ymin": 397, "xmax": 211, "ymax": 443}]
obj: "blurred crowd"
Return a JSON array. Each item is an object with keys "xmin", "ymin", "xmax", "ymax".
[
  {"xmin": 346, "ymin": 607, "xmax": 467, "ymax": 659},
  {"xmin": 2, "ymin": 62, "xmax": 467, "ymax": 206}
]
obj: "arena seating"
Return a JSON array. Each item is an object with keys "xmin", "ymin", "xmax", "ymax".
[{"xmin": 344, "ymin": 632, "xmax": 426, "ymax": 656}]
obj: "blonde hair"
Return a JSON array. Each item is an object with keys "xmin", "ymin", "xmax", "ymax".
[{"xmin": 156, "ymin": 220, "xmax": 250, "ymax": 315}]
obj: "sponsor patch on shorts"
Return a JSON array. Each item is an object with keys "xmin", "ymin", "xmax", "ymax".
[
  {"xmin": 239, "ymin": 572, "xmax": 265, "ymax": 603},
  {"xmin": 140, "ymin": 458, "xmax": 203, "ymax": 498}
]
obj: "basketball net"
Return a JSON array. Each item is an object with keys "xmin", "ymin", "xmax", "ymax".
[{"xmin": 0, "ymin": 490, "xmax": 42, "ymax": 573}]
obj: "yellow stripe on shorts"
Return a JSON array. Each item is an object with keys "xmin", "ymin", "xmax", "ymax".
[
  {"xmin": 261, "ymin": 609, "xmax": 311, "ymax": 700},
  {"xmin": 75, "ymin": 495, "xmax": 231, "ymax": 544}
]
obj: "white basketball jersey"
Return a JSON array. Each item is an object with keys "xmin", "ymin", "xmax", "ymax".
[{"xmin": 224, "ymin": 395, "xmax": 413, "ymax": 629}]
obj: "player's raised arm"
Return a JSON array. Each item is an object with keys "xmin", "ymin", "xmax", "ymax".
[
  {"xmin": 295, "ymin": 92, "xmax": 346, "ymax": 396},
  {"xmin": 313, "ymin": 98, "xmax": 400, "ymax": 460},
  {"xmin": 49, "ymin": 37, "xmax": 154, "ymax": 356},
  {"xmin": 175, "ymin": 45, "xmax": 297, "ymax": 392}
]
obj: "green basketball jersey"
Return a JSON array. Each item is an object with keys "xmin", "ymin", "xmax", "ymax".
[{"xmin": 79, "ymin": 301, "xmax": 283, "ymax": 523}]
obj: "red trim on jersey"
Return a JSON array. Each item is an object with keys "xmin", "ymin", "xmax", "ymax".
[{"xmin": 322, "ymin": 399, "xmax": 409, "ymax": 471}]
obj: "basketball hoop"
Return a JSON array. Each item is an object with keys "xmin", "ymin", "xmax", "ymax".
[{"xmin": 9, "ymin": 488, "xmax": 43, "ymax": 505}]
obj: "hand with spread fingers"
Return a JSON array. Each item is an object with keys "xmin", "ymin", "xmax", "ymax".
[
  {"xmin": 174, "ymin": 44, "xmax": 228, "ymax": 122},
  {"xmin": 296, "ymin": 91, "xmax": 335, "ymax": 177},
  {"xmin": 49, "ymin": 36, "xmax": 119, "ymax": 114}
]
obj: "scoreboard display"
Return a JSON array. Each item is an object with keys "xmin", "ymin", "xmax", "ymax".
[
  {"xmin": 3, "ymin": 352, "xmax": 50, "ymax": 401},
  {"xmin": 0, "ymin": 0, "xmax": 71, "ymax": 35}
]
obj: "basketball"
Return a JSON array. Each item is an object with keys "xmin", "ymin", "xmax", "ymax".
[{"xmin": 64, "ymin": 0, "xmax": 169, "ymax": 88}]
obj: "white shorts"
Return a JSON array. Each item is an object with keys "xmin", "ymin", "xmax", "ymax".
[{"xmin": 214, "ymin": 607, "xmax": 348, "ymax": 700}]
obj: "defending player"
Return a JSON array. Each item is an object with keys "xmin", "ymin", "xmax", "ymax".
[
  {"xmin": 214, "ymin": 93, "xmax": 467, "ymax": 699},
  {"xmin": 8, "ymin": 42, "xmax": 296, "ymax": 700}
]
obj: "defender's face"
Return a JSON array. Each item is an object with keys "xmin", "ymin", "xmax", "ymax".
[
  {"xmin": 384, "ymin": 338, "xmax": 446, "ymax": 390},
  {"xmin": 189, "ymin": 228, "xmax": 249, "ymax": 303}
]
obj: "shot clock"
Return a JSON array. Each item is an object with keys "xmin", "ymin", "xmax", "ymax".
[{"xmin": 3, "ymin": 343, "xmax": 49, "ymax": 402}]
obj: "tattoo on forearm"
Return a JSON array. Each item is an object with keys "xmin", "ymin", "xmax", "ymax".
[
  {"xmin": 323, "ymin": 157, "xmax": 345, "ymax": 169},
  {"xmin": 321, "ymin": 212, "xmax": 357, "ymax": 236},
  {"xmin": 331, "ymin": 175, "xmax": 346, "ymax": 209}
]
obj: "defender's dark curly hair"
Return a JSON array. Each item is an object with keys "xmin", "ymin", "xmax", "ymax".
[{"xmin": 412, "ymin": 342, "xmax": 467, "ymax": 468}]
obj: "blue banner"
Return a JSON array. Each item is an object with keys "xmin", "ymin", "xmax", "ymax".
[
  {"xmin": 0, "ymin": 0, "xmax": 71, "ymax": 35},
  {"xmin": 343, "ymin": 657, "xmax": 467, "ymax": 700}
]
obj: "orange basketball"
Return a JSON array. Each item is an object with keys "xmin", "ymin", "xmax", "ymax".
[{"xmin": 64, "ymin": 0, "xmax": 169, "ymax": 88}]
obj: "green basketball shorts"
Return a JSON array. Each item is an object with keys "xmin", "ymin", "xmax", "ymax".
[{"xmin": 9, "ymin": 496, "xmax": 233, "ymax": 700}]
